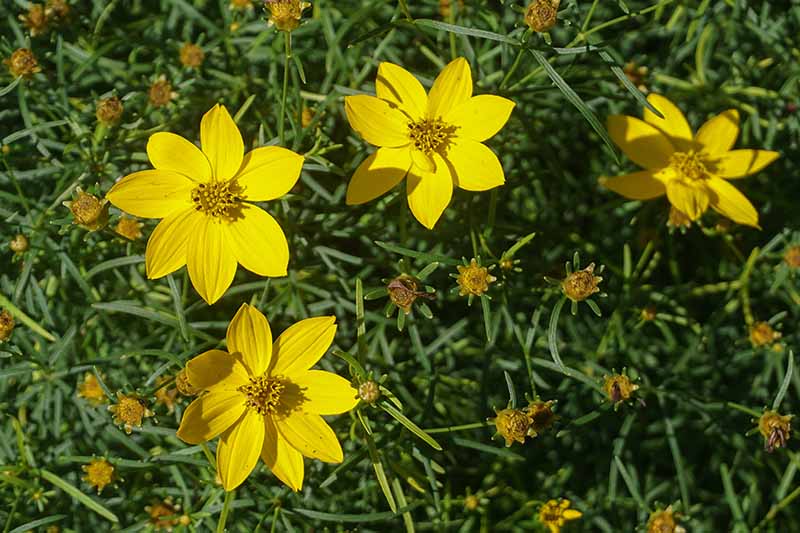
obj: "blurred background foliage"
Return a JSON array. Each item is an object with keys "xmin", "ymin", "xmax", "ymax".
[{"xmin": 1, "ymin": 0, "xmax": 799, "ymax": 531}]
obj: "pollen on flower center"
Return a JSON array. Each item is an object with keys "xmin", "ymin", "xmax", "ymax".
[
  {"xmin": 238, "ymin": 375, "xmax": 285, "ymax": 415},
  {"xmin": 669, "ymin": 150, "xmax": 708, "ymax": 181},
  {"xmin": 408, "ymin": 118, "xmax": 455, "ymax": 154},
  {"xmin": 191, "ymin": 181, "xmax": 243, "ymax": 220}
]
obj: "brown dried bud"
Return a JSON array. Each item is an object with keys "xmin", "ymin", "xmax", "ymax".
[
  {"xmin": 148, "ymin": 77, "xmax": 175, "ymax": 107},
  {"xmin": 647, "ymin": 506, "xmax": 685, "ymax": 533},
  {"xmin": 0, "ymin": 310, "xmax": 14, "ymax": 342},
  {"xmin": 358, "ymin": 380, "xmax": 381, "ymax": 404},
  {"xmin": 20, "ymin": 4, "xmax": 48, "ymax": 36},
  {"xmin": 749, "ymin": 321, "xmax": 781, "ymax": 348},
  {"xmin": 524, "ymin": 400, "xmax": 557, "ymax": 435},
  {"xmin": 96, "ymin": 96, "xmax": 123, "ymax": 126},
  {"xmin": 758, "ymin": 410, "xmax": 792, "ymax": 453},
  {"xmin": 4, "ymin": 48, "xmax": 41, "ymax": 78},
  {"xmin": 525, "ymin": 0, "xmax": 560, "ymax": 33},
  {"xmin": 10, "ymin": 234, "xmax": 29, "ymax": 254},
  {"xmin": 387, "ymin": 274, "xmax": 432, "ymax": 314},
  {"xmin": 45, "ymin": 0, "xmax": 70, "ymax": 20},
  {"xmin": 179, "ymin": 43, "xmax": 205, "ymax": 68},
  {"xmin": 114, "ymin": 216, "xmax": 143, "ymax": 241},
  {"xmin": 64, "ymin": 188, "xmax": 109, "ymax": 231},
  {"xmin": 301, "ymin": 106, "xmax": 314, "ymax": 128}
]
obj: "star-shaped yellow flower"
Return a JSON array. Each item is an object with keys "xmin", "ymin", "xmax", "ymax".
[
  {"xmin": 601, "ymin": 94, "xmax": 779, "ymax": 228},
  {"xmin": 344, "ymin": 57, "xmax": 514, "ymax": 229},
  {"xmin": 176, "ymin": 304, "xmax": 358, "ymax": 491},
  {"xmin": 106, "ymin": 104, "xmax": 304, "ymax": 304}
]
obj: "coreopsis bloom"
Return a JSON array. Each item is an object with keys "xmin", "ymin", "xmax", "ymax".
[
  {"xmin": 265, "ymin": 0, "xmax": 311, "ymax": 32},
  {"xmin": 114, "ymin": 216, "xmax": 143, "ymax": 240},
  {"xmin": 603, "ymin": 373, "xmax": 639, "ymax": 405},
  {"xmin": 96, "ymin": 96, "xmax": 123, "ymax": 126},
  {"xmin": 108, "ymin": 392, "xmax": 154, "ymax": 434},
  {"xmin": 538, "ymin": 499, "xmax": 582, "ymax": 533},
  {"xmin": 82, "ymin": 458, "xmax": 114, "ymax": 494},
  {"xmin": 179, "ymin": 43, "xmax": 205, "ymax": 68},
  {"xmin": 176, "ymin": 304, "xmax": 358, "ymax": 491},
  {"xmin": 562, "ymin": 263, "xmax": 602, "ymax": 302},
  {"xmin": 749, "ymin": 321, "xmax": 781, "ymax": 348},
  {"xmin": 77, "ymin": 372, "xmax": 107, "ymax": 405},
  {"xmin": 601, "ymin": 94, "xmax": 779, "ymax": 227},
  {"xmin": 524, "ymin": 0, "xmax": 560, "ymax": 33},
  {"xmin": 490, "ymin": 408, "xmax": 532, "ymax": 447},
  {"xmin": 757, "ymin": 409, "xmax": 792, "ymax": 453},
  {"xmin": 455, "ymin": 258, "xmax": 496, "ymax": 297},
  {"xmin": 4, "ymin": 48, "xmax": 41, "ymax": 78},
  {"xmin": 357, "ymin": 380, "xmax": 381, "ymax": 404},
  {"xmin": 106, "ymin": 104, "xmax": 304, "ymax": 304},
  {"xmin": 63, "ymin": 187, "xmax": 109, "ymax": 231},
  {"xmin": 0, "ymin": 310, "xmax": 15, "ymax": 342},
  {"xmin": 647, "ymin": 506, "xmax": 686, "ymax": 533},
  {"xmin": 344, "ymin": 58, "xmax": 514, "ymax": 229},
  {"xmin": 524, "ymin": 400, "xmax": 557, "ymax": 436}
]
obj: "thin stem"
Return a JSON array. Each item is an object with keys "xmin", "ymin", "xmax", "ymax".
[
  {"xmin": 278, "ymin": 31, "xmax": 292, "ymax": 146},
  {"xmin": 424, "ymin": 421, "xmax": 493, "ymax": 434},
  {"xmin": 547, "ymin": 296, "xmax": 568, "ymax": 371},
  {"xmin": 216, "ymin": 490, "xmax": 235, "ymax": 533},
  {"xmin": 200, "ymin": 442, "xmax": 216, "ymax": 469}
]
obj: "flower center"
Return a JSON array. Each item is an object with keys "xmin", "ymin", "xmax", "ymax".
[
  {"xmin": 238, "ymin": 376, "xmax": 285, "ymax": 415},
  {"xmin": 116, "ymin": 397, "xmax": 145, "ymax": 424},
  {"xmin": 669, "ymin": 150, "xmax": 707, "ymax": 181},
  {"xmin": 191, "ymin": 181, "xmax": 243, "ymax": 220},
  {"xmin": 407, "ymin": 118, "xmax": 456, "ymax": 154}
]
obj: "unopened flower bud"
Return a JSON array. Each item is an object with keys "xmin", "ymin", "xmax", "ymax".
[{"xmin": 525, "ymin": 0, "xmax": 560, "ymax": 33}]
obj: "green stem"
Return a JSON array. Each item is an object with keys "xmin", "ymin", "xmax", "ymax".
[
  {"xmin": 200, "ymin": 442, "xmax": 216, "ymax": 469},
  {"xmin": 424, "ymin": 421, "xmax": 493, "ymax": 434},
  {"xmin": 278, "ymin": 31, "xmax": 292, "ymax": 146},
  {"xmin": 216, "ymin": 490, "xmax": 235, "ymax": 533},
  {"xmin": 547, "ymin": 296, "xmax": 568, "ymax": 371},
  {"xmin": 0, "ymin": 292, "xmax": 56, "ymax": 342}
]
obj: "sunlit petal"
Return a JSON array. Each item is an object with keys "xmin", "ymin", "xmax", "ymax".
[
  {"xmin": 270, "ymin": 317, "xmax": 337, "ymax": 376},
  {"xmin": 106, "ymin": 170, "xmax": 194, "ymax": 219},
  {"xmin": 695, "ymin": 109, "xmax": 739, "ymax": 155},
  {"xmin": 176, "ymin": 391, "xmax": 245, "ymax": 445},
  {"xmin": 200, "ymin": 104, "xmax": 244, "ymax": 182},
  {"xmin": 276, "ymin": 412, "xmax": 344, "ymax": 463},
  {"xmin": 346, "ymin": 147, "xmax": 410, "ymax": 205},
  {"xmin": 216, "ymin": 409, "xmax": 264, "ymax": 491},
  {"xmin": 292, "ymin": 370, "xmax": 359, "ymax": 415},
  {"xmin": 406, "ymin": 153, "xmax": 453, "ymax": 230},
  {"xmin": 375, "ymin": 62, "xmax": 428, "ymax": 120},
  {"xmin": 427, "ymin": 57, "xmax": 472, "ymax": 119},
  {"xmin": 710, "ymin": 149, "xmax": 779, "ymax": 179},
  {"xmin": 225, "ymin": 204, "xmax": 289, "ymax": 278},
  {"xmin": 186, "ymin": 349, "xmax": 250, "ymax": 392},
  {"xmin": 607, "ymin": 115, "xmax": 675, "ymax": 169},
  {"xmin": 226, "ymin": 303, "xmax": 272, "ymax": 376},
  {"xmin": 236, "ymin": 146, "xmax": 304, "ymax": 201},
  {"xmin": 445, "ymin": 139, "xmax": 504, "ymax": 192},
  {"xmin": 445, "ymin": 95, "xmax": 514, "ymax": 142},
  {"xmin": 147, "ymin": 132, "xmax": 211, "ymax": 182},
  {"xmin": 186, "ymin": 217, "xmax": 238, "ymax": 305},
  {"xmin": 344, "ymin": 95, "xmax": 412, "ymax": 148},
  {"xmin": 261, "ymin": 416, "xmax": 304, "ymax": 491},
  {"xmin": 665, "ymin": 180, "xmax": 709, "ymax": 221},
  {"xmin": 642, "ymin": 94, "xmax": 693, "ymax": 151},
  {"xmin": 600, "ymin": 169, "xmax": 668, "ymax": 200},
  {"xmin": 706, "ymin": 177, "xmax": 760, "ymax": 228},
  {"xmin": 145, "ymin": 208, "xmax": 202, "ymax": 279}
]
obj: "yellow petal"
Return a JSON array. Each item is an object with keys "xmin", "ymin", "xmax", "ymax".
[
  {"xmin": 375, "ymin": 62, "xmax": 428, "ymax": 120},
  {"xmin": 186, "ymin": 349, "xmax": 250, "ymax": 392},
  {"xmin": 270, "ymin": 316, "xmax": 337, "ymax": 376},
  {"xmin": 236, "ymin": 146, "xmax": 304, "ymax": 201},
  {"xmin": 665, "ymin": 180, "xmax": 709, "ymax": 221},
  {"xmin": 427, "ymin": 57, "xmax": 472, "ymax": 119},
  {"xmin": 224, "ymin": 204, "xmax": 289, "ymax": 277},
  {"xmin": 216, "ymin": 409, "xmax": 264, "ymax": 491},
  {"xmin": 445, "ymin": 139, "xmax": 504, "ymax": 191},
  {"xmin": 410, "ymin": 147, "xmax": 436, "ymax": 173},
  {"xmin": 642, "ymin": 94, "xmax": 693, "ymax": 150},
  {"xmin": 563, "ymin": 509, "xmax": 582, "ymax": 520},
  {"xmin": 599, "ymin": 169, "xmax": 668, "ymax": 200},
  {"xmin": 276, "ymin": 412, "xmax": 343, "ymax": 463},
  {"xmin": 710, "ymin": 149, "xmax": 779, "ymax": 179},
  {"xmin": 106, "ymin": 169, "xmax": 194, "ymax": 219},
  {"xmin": 695, "ymin": 109, "xmax": 739, "ymax": 155},
  {"xmin": 706, "ymin": 177, "xmax": 759, "ymax": 228},
  {"xmin": 406, "ymin": 153, "xmax": 453, "ymax": 230},
  {"xmin": 147, "ymin": 132, "xmax": 211, "ymax": 182},
  {"xmin": 344, "ymin": 95, "xmax": 412, "ymax": 148},
  {"xmin": 145, "ymin": 208, "xmax": 202, "ymax": 279},
  {"xmin": 346, "ymin": 147, "xmax": 410, "ymax": 205},
  {"xmin": 607, "ymin": 115, "xmax": 675, "ymax": 169},
  {"xmin": 200, "ymin": 104, "xmax": 244, "ymax": 182},
  {"xmin": 186, "ymin": 218, "xmax": 238, "ymax": 305},
  {"xmin": 261, "ymin": 417, "xmax": 304, "ymax": 491},
  {"xmin": 292, "ymin": 370, "xmax": 359, "ymax": 415},
  {"xmin": 226, "ymin": 303, "xmax": 272, "ymax": 376},
  {"xmin": 176, "ymin": 390, "xmax": 246, "ymax": 445},
  {"xmin": 445, "ymin": 95, "xmax": 514, "ymax": 142}
]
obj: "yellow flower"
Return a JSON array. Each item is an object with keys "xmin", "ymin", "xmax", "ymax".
[
  {"xmin": 4, "ymin": 48, "xmax": 41, "ymax": 78},
  {"xmin": 749, "ymin": 321, "xmax": 781, "ymax": 348},
  {"xmin": 179, "ymin": 43, "xmax": 205, "ymax": 68},
  {"xmin": 538, "ymin": 499, "xmax": 582, "ymax": 533},
  {"xmin": 757, "ymin": 409, "xmax": 792, "ymax": 453},
  {"xmin": 175, "ymin": 367, "xmax": 199, "ymax": 396},
  {"xmin": 77, "ymin": 372, "xmax": 107, "ymax": 405},
  {"xmin": 456, "ymin": 258, "xmax": 496, "ymax": 297},
  {"xmin": 603, "ymin": 373, "xmax": 639, "ymax": 405},
  {"xmin": 114, "ymin": 215, "xmax": 143, "ymax": 240},
  {"xmin": 647, "ymin": 506, "xmax": 685, "ymax": 533},
  {"xmin": 106, "ymin": 104, "xmax": 304, "ymax": 304},
  {"xmin": 20, "ymin": 4, "xmax": 48, "ymax": 36},
  {"xmin": 344, "ymin": 58, "xmax": 514, "ymax": 229},
  {"xmin": 63, "ymin": 187, "xmax": 109, "ymax": 231},
  {"xmin": 108, "ymin": 392, "xmax": 154, "ymax": 434},
  {"xmin": 265, "ymin": 0, "xmax": 311, "ymax": 32},
  {"xmin": 82, "ymin": 458, "xmax": 115, "ymax": 494},
  {"xmin": 490, "ymin": 408, "xmax": 531, "ymax": 447},
  {"xmin": 176, "ymin": 303, "xmax": 358, "ymax": 491},
  {"xmin": 562, "ymin": 263, "xmax": 602, "ymax": 302},
  {"xmin": 601, "ymin": 94, "xmax": 779, "ymax": 227}
]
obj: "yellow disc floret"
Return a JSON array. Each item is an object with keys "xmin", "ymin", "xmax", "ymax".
[{"xmin": 239, "ymin": 375, "xmax": 285, "ymax": 415}]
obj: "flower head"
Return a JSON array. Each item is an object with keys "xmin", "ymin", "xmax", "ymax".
[
  {"xmin": 647, "ymin": 506, "xmax": 685, "ymax": 533},
  {"xmin": 749, "ymin": 321, "xmax": 781, "ymax": 348},
  {"xmin": 344, "ymin": 58, "xmax": 514, "ymax": 229},
  {"xmin": 456, "ymin": 258, "xmax": 496, "ymax": 297},
  {"xmin": 538, "ymin": 499, "xmax": 582, "ymax": 533},
  {"xmin": 77, "ymin": 372, "xmax": 107, "ymax": 405},
  {"xmin": 0, "ymin": 310, "xmax": 15, "ymax": 342},
  {"xmin": 106, "ymin": 104, "xmax": 305, "ymax": 304},
  {"xmin": 108, "ymin": 392, "xmax": 154, "ymax": 434},
  {"xmin": 82, "ymin": 458, "xmax": 115, "ymax": 493},
  {"xmin": 387, "ymin": 274, "xmax": 432, "ymax": 314},
  {"xmin": 624, "ymin": 62, "xmax": 649, "ymax": 93},
  {"xmin": 784, "ymin": 246, "xmax": 800, "ymax": 268},
  {"xmin": 45, "ymin": 0, "xmax": 70, "ymax": 20},
  {"xmin": 757, "ymin": 409, "xmax": 792, "ymax": 453},
  {"xmin": 230, "ymin": 0, "xmax": 253, "ymax": 10},
  {"xmin": 96, "ymin": 96, "xmax": 123, "ymax": 126},
  {"xmin": 600, "ymin": 94, "xmax": 779, "ymax": 228},
  {"xmin": 5, "ymin": 48, "xmax": 41, "ymax": 78},
  {"xmin": 148, "ymin": 76, "xmax": 176, "ymax": 107},
  {"xmin": 524, "ymin": 0, "xmax": 560, "ymax": 33},
  {"xmin": 358, "ymin": 380, "xmax": 381, "ymax": 404},
  {"xmin": 265, "ymin": 0, "xmax": 311, "ymax": 31},
  {"xmin": 179, "ymin": 43, "xmax": 205, "ymax": 68},
  {"xmin": 114, "ymin": 216, "xmax": 143, "ymax": 240},
  {"xmin": 20, "ymin": 4, "xmax": 48, "ymax": 36},
  {"xmin": 175, "ymin": 367, "xmax": 199, "ymax": 396},
  {"xmin": 63, "ymin": 187, "xmax": 109, "ymax": 231},
  {"xmin": 603, "ymin": 373, "xmax": 639, "ymax": 406},
  {"xmin": 10, "ymin": 234, "xmax": 29, "ymax": 254},
  {"xmin": 491, "ymin": 408, "xmax": 531, "ymax": 447},
  {"xmin": 562, "ymin": 263, "xmax": 602, "ymax": 302},
  {"xmin": 525, "ymin": 400, "xmax": 557, "ymax": 436},
  {"xmin": 146, "ymin": 498, "xmax": 182, "ymax": 531},
  {"xmin": 176, "ymin": 304, "xmax": 358, "ymax": 491}
]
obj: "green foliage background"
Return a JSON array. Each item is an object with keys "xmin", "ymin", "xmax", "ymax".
[{"xmin": 1, "ymin": 0, "xmax": 799, "ymax": 531}]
